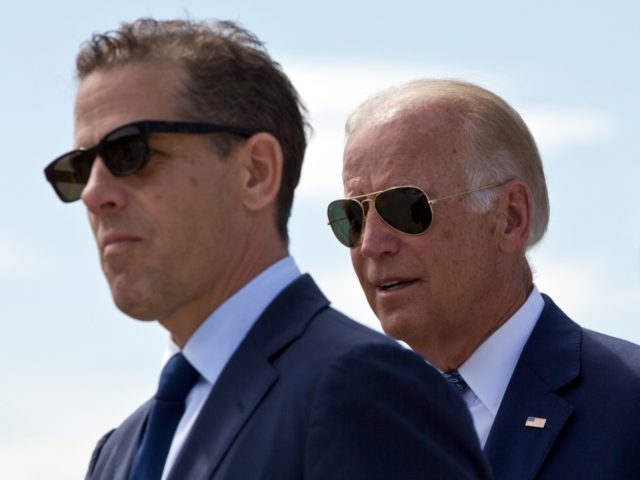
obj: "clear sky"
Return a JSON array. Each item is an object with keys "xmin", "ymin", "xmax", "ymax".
[{"xmin": 2, "ymin": 1, "xmax": 639, "ymax": 477}]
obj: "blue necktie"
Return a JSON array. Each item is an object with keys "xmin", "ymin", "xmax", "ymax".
[
  {"xmin": 443, "ymin": 370, "xmax": 469, "ymax": 393},
  {"xmin": 129, "ymin": 353, "xmax": 200, "ymax": 480}
]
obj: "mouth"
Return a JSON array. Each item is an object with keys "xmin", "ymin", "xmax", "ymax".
[
  {"xmin": 102, "ymin": 233, "xmax": 142, "ymax": 255},
  {"xmin": 377, "ymin": 279, "xmax": 418, "ymax": 292}
]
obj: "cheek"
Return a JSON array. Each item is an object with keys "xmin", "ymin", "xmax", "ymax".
[
  {"xmin": 440, "ymin": 225, "xmax": 455, "ymax": 242},
  {"xmin": 145, "ymin": 191, "xmax": 205, "ymax": 254},
  {"xmin": 350, "ymin": 250, "xmax": 366, "ymax": 282}
]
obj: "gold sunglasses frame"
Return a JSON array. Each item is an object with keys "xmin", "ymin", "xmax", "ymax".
[{"xmin": 327, "ymin": 181, "xmax": 505, "ymax": 246}]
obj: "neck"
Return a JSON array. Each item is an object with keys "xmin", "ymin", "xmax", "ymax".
[
  {"xmin": 160, "ymin": 227, "xmax": 287, "ymax": 348},
  {"xmin": 417, "ymin": 263, "xmax": 533, "ymax": 371}
]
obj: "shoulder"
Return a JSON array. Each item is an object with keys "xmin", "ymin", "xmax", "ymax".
[
  {"xmin": 85, "ymin": 429, "xmax": 115, "ymax": 479},
  {"xmin": 581, "ymin": 327, "xmax": 640, "ymax": 384},
  {"xmin": 307, "ymin": 304, "xmax": 399, "ymax": 348},
  {"xmin": 304, "ymin": 309, "xmax": 481, "ymax": 450},
  {"xmin": 582, "ymin": 327, "xmax": 640, "ymax": 360},
  {"xmin": 275, "ymin": 301, "xmax": 472, "ymax": 434},
  {"xmin": 534, "ymin": 294, "xmax": 640, "ymax": 395},
  {"xmin": 301, "ymin": 309, "xmax": 491, "ymax": 479},
  {"xmin": 265, "ymin": 273, "xmax": 408, "ymax": 365},
  {"xmin": 309, "ymin": 330, "xmax": 452, "ymax": 412},
  {"xmin": 292, "ymin": 302, "xmax": 442, "ymax": 384},
  {"xmin": 539, "ymin": 293, "xmax": 640, "ymax": 372},
  {"xmin": 84, "ymin": 400, "xmax": 152, "ymax": 479},
  {"xmin": 275, "ymin": 301, "xmax": 428, "ymax": 387}
]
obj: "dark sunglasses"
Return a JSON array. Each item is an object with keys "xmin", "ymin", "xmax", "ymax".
[
  {"xmin": 327, "ymin": 182, "xmax": 504, "ymax": 248},
  {"xmin": 44, "ymin": 120, "xmax": 256, "ymax": 202}
]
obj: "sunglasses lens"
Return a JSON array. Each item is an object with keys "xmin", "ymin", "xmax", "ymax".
[
  {"xmin": 46, "ymin": 152, "xmax": 94, "ymax": 202},
  {"xmin": 103, "ymin": 125, "xmax": 148, "ymax": 175},
  {"xmin": 376, "ymin": 187, "xmax": 432, "ymax": 234},
  {"xmin": 327, "ymin": 199, "xmax": 364, "ymax": 248}
]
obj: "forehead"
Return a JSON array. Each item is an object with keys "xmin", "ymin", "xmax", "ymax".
[
  {"xmin": 73, "ymin": 62, "xmax": 185, "ymax": 147},
  {"xmin": 343, "ymin": 105, "xmax": 469, "ymax": 195}
]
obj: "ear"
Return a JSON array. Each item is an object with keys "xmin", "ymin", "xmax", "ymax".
[
  {"xmin": 238, "ymin": 132, "xmax": 283, "ymax": 212},
  {"xmin": 496, "ymin": 180, "xmax": 531, "ymax": 255}
]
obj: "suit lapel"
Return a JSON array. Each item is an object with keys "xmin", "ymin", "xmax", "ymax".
[
  {"xmin": 483, "ymin": 362, "xmax": 574, "ymax": 479},
  {"xmin": 167, "ymin": 340, "xmax": 277, "ymax": 479},
  {"xmin": 167, "ymin": 274, "xmax": 329, "ymax": 479},
  {"xmin": 484, "ymin": 295, "xmax": 581, "ymax": 480},
  {"xmin": 88, "ymin": 401, "xmax": 151, "ymax": 480}
]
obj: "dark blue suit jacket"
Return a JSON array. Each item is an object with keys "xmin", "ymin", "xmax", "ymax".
[
  {"xmin": 484, "ymin": 294, "xmax": 640, "ymax": 479},
  {"xmin": 86, "ymin": 275, "xmax": 491, "ymax": 479}
]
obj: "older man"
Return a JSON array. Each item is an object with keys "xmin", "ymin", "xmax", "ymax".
[
  {"xmin": 44, "ymin": 20, "xmax": 491, "ymax": 480},
  {"xmin": 328, "ymin": 79, "xmax": 640, "ymax": 479}
]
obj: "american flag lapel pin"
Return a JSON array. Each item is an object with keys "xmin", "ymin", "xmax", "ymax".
[{"xmin": 525, "ymin": 416, "xmax": 547, "ymax": 429}]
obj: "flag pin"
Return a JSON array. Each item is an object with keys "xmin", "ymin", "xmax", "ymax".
[{"xmin": 525, "ymin": 416, "xmax": 547, "ymax": 429}]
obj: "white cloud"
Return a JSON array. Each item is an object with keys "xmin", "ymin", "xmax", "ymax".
[{"xmin": 521, "ymin": 106, "xmax": 619, "ymax": 154}]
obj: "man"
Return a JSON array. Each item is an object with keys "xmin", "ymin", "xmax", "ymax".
[
  {"xmin": 44, "ymin": 20, "xmax": 491, "ymax": 480},
  {"xmin": 328, "ymin": 78, "xmax": 640, "ymax": 479}
]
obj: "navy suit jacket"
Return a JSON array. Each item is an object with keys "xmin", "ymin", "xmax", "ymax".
[
  {"xmin": 484, "ymin": 294, "xmax": 640, "ymax": 479},
  {"xmin": 86, "ymin": 275, "xmax": 491, "ymax": 479}
]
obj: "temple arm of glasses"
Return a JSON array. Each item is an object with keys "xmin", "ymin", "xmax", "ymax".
[{"xmin": 429, "ymin": 181, "xmax": 506, "ymax": 205}]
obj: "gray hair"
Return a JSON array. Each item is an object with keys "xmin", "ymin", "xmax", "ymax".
[{"xmin": 345, "ymin": 79, "xmax": 549, "ymax": 249}]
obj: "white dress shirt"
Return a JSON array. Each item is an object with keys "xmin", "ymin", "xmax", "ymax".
[
  {"xmin": 159, "ymin": 256, "xmax": 301, "ymax": 480},
  {"xmin": 457, "ymin": 285, "xmax": 544, "ymax": 447}
]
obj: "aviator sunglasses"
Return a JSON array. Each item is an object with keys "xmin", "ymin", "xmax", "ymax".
[
  {"xmin": 44, "ymin": 120, "xmax": 256, "ymax": 202},
  {"xmin": 327, "ymin": 182, "xmax": 504, "ymax": 248}
]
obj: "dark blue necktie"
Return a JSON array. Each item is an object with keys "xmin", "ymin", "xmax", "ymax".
[
  {"xmin": 443, "ymin": 370, "xmax": 469, "ymax": 393},
  {"xmin": 129, "ymin": 353, "xmax": 200, "ymax": 480}
]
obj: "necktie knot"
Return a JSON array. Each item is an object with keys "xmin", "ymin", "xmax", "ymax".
[
  {"xmin": 443, "ymin": 370, "xmax": 469, "ymax": 393},
  {"xmin": 156, "ymin": 352, "xmax": 200, "ymax": 401}
]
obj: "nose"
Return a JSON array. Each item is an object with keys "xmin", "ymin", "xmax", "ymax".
[
  {"xmin": 358, "ymin": 203, "xmax": 400, "ymax": 258},
  {"xmin": 81, "ymin": 158, "xmax": 127, "ymax": 214}
]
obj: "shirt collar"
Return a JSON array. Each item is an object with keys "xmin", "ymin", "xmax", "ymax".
[
  {"xmin": 163, "ymin": 256, "xmax": 301, "ymax": 385},
  {"xmin": 458, "ymin": 285, "xmax": 544, "ymax": 417}
]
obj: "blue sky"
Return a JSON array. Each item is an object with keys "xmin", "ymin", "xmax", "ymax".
[{"xmin": 2, "ymin": 1, "xmax": 639, "ymax": 477}]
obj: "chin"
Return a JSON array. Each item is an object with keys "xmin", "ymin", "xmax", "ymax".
[
  {"xmin": 112, "ymin": 292, "xmax": 159, "ymax": 321},
  {"xmin": 376, "ymin": 310, "xmax": 413, "ymax": 342}
]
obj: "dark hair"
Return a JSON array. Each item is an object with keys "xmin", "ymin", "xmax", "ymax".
[{"xmin": 76, "ymin": 18, "xmax": 309, "ymax": 244}]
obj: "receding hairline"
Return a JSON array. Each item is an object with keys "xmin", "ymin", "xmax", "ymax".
[
  {"xmin": 73, "ymin": 60, "xmax": 189, "ymax": 122},
  {"xmin": 76, "ymin": 55, "xmax": 184, "ymax": 80},
  {"xmin": 347, "ymin": 79, "xmax": 494, "ymax": 136},
  {"xmin": 345, "ymin": 78, "xmax": 550, "ymax": 249}
]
